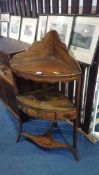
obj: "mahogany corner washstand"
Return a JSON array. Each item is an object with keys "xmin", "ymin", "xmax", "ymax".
[{"xmin": 10, "ymin": 31, "xmax": 82, "ymax": 161}]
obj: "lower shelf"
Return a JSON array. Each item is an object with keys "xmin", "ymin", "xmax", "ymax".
[
  {"xmin": 20, "ymin": 132, "xmax": 71, "ymax": 149},
  {"xmin": 16, "ymin": 121, "xmax": 79, "ymax": 161}
]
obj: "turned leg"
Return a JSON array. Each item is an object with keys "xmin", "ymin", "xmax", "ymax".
[
  {"xmin": 73, "ymin": 120, "xmax": 79, "ymax": 161},
  {"xmin": 16, "ymin": 110, "xmax": 23, "ymax": 143},
  {"xmin": 53, "ymin": 121, "xmax": 57, "ymax": 128}
]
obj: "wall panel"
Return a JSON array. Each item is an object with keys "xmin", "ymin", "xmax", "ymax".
[
  {"xmin": 52, "ymin": 0, "xmax": 59, "ymax": 13},
  {"xmin": 61, "ymin": 0, "xmax": 68, "ymax": 14},
  {"xmin": 83, "ymin": 0, "xmax": 92, "ymax": 14},
  {"xmin": 31, "ymin": 0, "xmax": 37, "ymax": 17},
  {"xmin": 45, "ymin": 0, "xmax": 50, "ymax": 14},
  {"xmin": 71, "ymin": 0, "xmax": 79, "ymax": 14},
  {"xmin": 37, "ymin": 0, "xmax": 43, "ymax": 14},
  {"xmin": 25, "ymin": 0, "xmax": 31, "ymax": 17},
  {"xmin": 96, "ymin": 0, "xmax": 99, "ymax": 14},
  {"xmin": 8, "ymin": 0, "xmax": 13, "ymax": 14},
  {"xmin": 20, "ymin": 0, "xmax": 26, "ymax": 17},
  {"xmin": 12, "ymin": 0, "xmax": 17, "ymax": 15},
  {"xmin": 16, "ymin": 0, "xmax": 21, "ymax": 16}
]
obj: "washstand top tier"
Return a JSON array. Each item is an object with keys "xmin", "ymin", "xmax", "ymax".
[{"xmin": 10, "ymin": 30, "xmax": 81, "ymax": 83}]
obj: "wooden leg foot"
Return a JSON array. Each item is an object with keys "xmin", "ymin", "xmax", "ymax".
[
  {"xmin": 16, "ymin": 114, "xmax": 23, "ymax": 143},
  {"xmin": 73, "ymin": 147, "xmax": 79, "ymax": 161},
  {"xmin": 16, "ymin": 134, "xmax": 21, "ymax": 143},
  {"xmin": 73, "ymin": 120, "xmax": 79, "ymax": 161}
]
